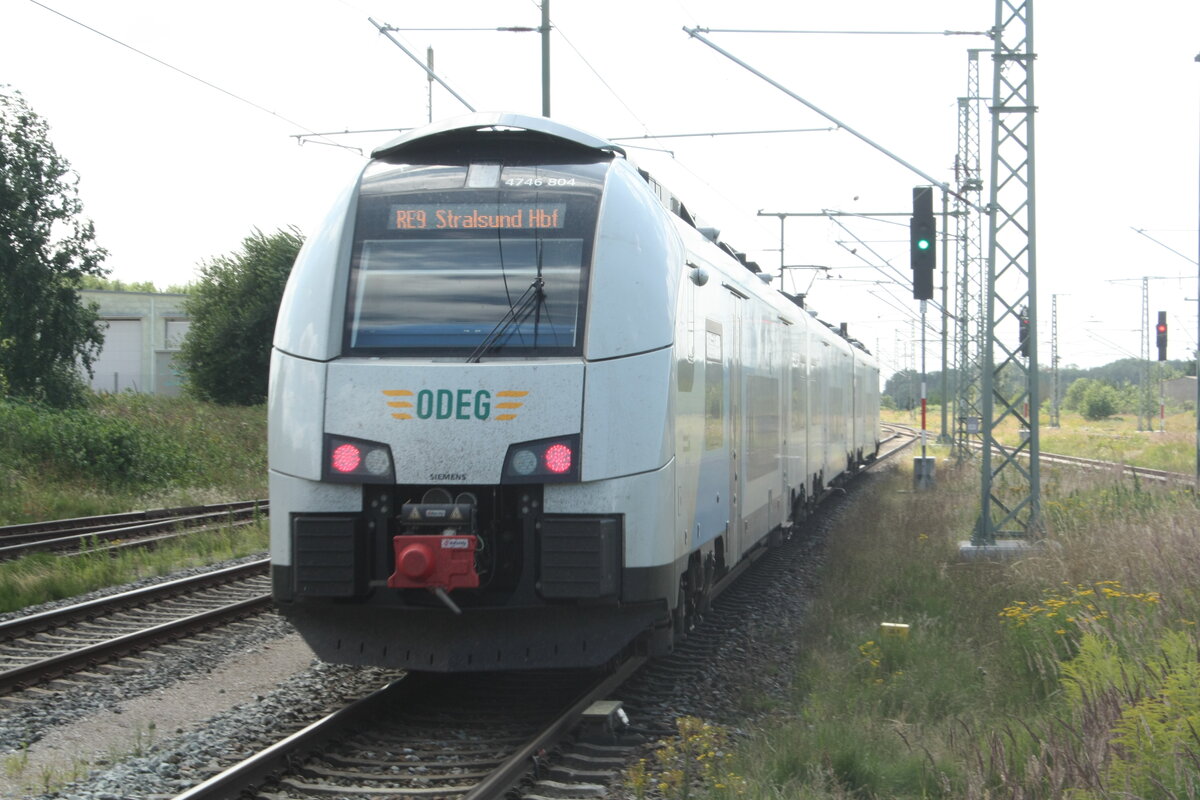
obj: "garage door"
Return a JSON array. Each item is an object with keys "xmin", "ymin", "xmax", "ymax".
[{"xmin": 90, "ymin": 319, "xmax": 142, "ymax": 393}]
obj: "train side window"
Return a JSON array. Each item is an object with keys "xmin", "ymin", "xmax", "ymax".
[
  {"xmin": 747, "ymin": 375, "xmax": 780, "ymax": 480},
  {"xmin": 704, "ymin": 325, "xmax": 723, "ymax": 450}
]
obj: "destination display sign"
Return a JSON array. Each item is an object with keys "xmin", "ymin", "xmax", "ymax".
[{"xmin": 389, "ymin": 203, "xmax": 566, "ymax": 231}]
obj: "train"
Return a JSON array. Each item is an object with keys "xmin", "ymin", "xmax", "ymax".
[{"xmin": 268, "ymin": 112, "xmax": 880, "ymax": 672}]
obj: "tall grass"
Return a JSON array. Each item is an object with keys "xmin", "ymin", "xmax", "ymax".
[
  {"xmin": 637, "ymin": 453, "xmax": 1200, "ymax": 799},
  {"xmin": 0, "ymin": 521, "xmax": 269, "ymax": 614},
  {"xmin": 884, "ymin": 406, "xmax": 1197, "ymax": 473},
  {"xmin": 0, "ymin": 394, "xmax": 266, "ymax": 524}
]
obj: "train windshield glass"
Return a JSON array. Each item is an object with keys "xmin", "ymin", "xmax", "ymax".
[{"xmin": 345, "ymin": 160, "xmax": 605, "ymax": 356}]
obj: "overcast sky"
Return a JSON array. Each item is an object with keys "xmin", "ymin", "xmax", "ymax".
[{"xmin": 3, "ymin": 0, "xmax": 1198, "ymax": 378}]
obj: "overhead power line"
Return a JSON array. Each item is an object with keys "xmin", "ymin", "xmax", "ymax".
[
  {"xmin": 690, "ymin": 28, "xmax": 991, "ymax": 36},
  {"xmin": 611, "ymin": 127, "xmax": 835, "ymax": 141},
  {"xmin": 27, "ymin": 0, "xmax": 355, "ymax": 152}
]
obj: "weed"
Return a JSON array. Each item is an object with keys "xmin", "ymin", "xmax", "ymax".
[
  {"xmin": 626, "ymin": 716, "xmax": 747, "ymax": 800},
  {"xmin": 3, "ymin": 744, "xmax": 29, "ymax": 778}
]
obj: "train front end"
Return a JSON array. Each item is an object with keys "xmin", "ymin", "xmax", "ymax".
[{"xmin": 269, "ymin": 114, "xmax": 682, "ymax": 671}]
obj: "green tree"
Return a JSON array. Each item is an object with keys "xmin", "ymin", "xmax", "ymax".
[
  {"xmin": 0, "ymin": 86, "xmax": 108, "ymax": 406},
  {"xmin": 1080, "ymin": 381, "xmax": 1119, "ymax": 421},
  {"xmin": 80, "ymin": 275, "xmax": 167, "ymax": 293},
  {"xmin": 1063, "ymin": 377, "xmax": 1094, "ymax": 411},
  {"xmin": 177, "ymin": 227, "xmax": 303, "ymax": 405}
]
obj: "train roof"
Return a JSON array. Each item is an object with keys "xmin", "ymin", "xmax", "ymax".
[{"xmin": 372, "ymin": 113, "xmax": 626, "ymax": 160}]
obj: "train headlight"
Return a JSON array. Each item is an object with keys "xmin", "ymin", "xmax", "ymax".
[
  {"xmin": 502, "ymin": 435, "xmax": 580, "ymax": 483},
  {"xmin": 509, "ymin": 448, "xmax": 539, "ymax": 476},
  {"xmin": 323, "ymin": 434, "xmax": 395, "ymax": 484}
]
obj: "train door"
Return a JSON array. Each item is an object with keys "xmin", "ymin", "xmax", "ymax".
[{"xmin": 727, "ymin": 291, "xmax": 745, "ymax": 557}]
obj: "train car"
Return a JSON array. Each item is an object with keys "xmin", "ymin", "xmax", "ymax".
[{"xmin": 268, "ymin": 112, "xmax": 879, "ymax": 672}]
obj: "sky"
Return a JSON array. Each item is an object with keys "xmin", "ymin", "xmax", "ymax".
[{"xmin": 2, "ymin": 0, "xmax": 1199, "ymax": 379}]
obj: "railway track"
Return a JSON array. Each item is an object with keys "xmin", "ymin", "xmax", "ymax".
[
  {"xmin": 0, "ymin": 500, "xmax": 268, "ymax": 561},
  {"xmin": 877, "ymin": 422, "xmax": 1194, "ymax": 486},
  {"xmin": 876, "ymin": 423, "xmax": 919, "ymax": 462},
  {"xmin": 1034, "ymin": 448, "xmax": 1195, "ymax": 485},
  {"xmin": 175, "ymin": 659, "xmax": 643, "ymax": 800},
  {"xmin": 170, "ymin": 444, "xmax": 906, "ymax": 800},
  {"xmin": 957, "ymin": 439, "xmax": 1196, "ymax": 486},
  {"xmin": 0, "ymin": 559, "xmax": 271, "ymax": 696}
]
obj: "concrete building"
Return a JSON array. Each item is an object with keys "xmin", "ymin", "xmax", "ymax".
[
  {"xmin": 81, "ymin": 290, "xmax": 190, "ymax": 396},
  {"xmin": 1163, "ymin": 376, "xmax": 1197, "ymax": 409}
]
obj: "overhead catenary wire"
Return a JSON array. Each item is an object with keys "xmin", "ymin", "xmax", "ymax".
[
  {"xmin": 690, "ymin": 27, "xmax": 991, "ymax": 36},
  {"xmin": 26, "ymin": 0, "xmax": 356, "ymax": 153}
]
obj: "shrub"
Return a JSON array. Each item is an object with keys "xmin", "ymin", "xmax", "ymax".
[
  {"xmin": 0, "ymin": 398, "xmax": 192, "ymax": 486},
  {"xmin": 1079, "ymin": 382, "xmax": 1119, "ymax": 420}
]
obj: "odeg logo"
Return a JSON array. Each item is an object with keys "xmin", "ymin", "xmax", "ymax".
[{"xmin": 383, "ymin": 389, "xmax": 528, "ymax": 421}]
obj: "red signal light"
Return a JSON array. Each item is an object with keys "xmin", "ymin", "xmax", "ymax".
[
  {"xmin": 543, "ymin": 443, "xmax": 573, "ymax": 474},
  {"xmin": 1156, "ymin": 311, "xmax": 1168, "ymax": 361},
  {"xmin": 331, "ymin": 443, "xmax": 362, "ymax": 473}
]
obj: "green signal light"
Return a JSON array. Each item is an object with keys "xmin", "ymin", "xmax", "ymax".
[{"xmin": 916, "ymin": 239, "xmax": 931, "ymax": 251}]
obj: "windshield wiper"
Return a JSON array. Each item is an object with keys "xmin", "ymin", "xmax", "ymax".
[{"xmin": 465, "ymin": 276, "xmax": 545, "ymax": 363}]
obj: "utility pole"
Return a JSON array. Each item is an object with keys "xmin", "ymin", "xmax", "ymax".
[
  {"xmin": 969, "ymin": 0, "xmax": 1040, "ymax": 551},
  {"xmin": 541, "ymin": 0, "xmax": 551, "ymax": 116},
  {"xmin": 427, "ymin": 47, "xmax": 435, "ymax": 123},
  {"xmin": 1050, "ymin": 294, "xmax": 1061, "ymax": 427},
  {"xmin": 1139, "ymin": 277, "xmax": 1151, "ymax": 431},
  {"xmin": 939, "ymin": 189, "xmax": 951, "ymax": 443},
  {"xmin": 954, "ymin": 50, "xmax": 986, "ymax": 462}
]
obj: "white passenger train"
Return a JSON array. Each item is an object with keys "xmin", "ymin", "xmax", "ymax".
[{"xmin": 269, "ymin": 112, "xmax": 879, "ymax": 671}]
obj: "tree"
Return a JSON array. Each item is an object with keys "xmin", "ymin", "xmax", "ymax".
[
  {"xmin": 0, "ymin": 86, "xmax": 108, "ymax": 406},
  {"xmin": 177, "ymin": 227, "xmax": 303, "ymax": 405},
  {"xmin": 1063, "ymin": 378, "xmax": 1095, "ymax": 412},
  {"xmin": 1080, "ymin": 382, "xmax": 1120, "ymax": 421}
]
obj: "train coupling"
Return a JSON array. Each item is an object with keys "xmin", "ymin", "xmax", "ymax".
[{"xmin": 387, "ymin": 501, "xmax": 480, "ymax": 612}]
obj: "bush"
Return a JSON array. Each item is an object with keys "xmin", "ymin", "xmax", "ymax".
[
  {"xmin": 0, "ymin": 399, "xmax": 192, "ymax": 486},
  {"xmin": 1079, "ymin": 381, "xmax": 1119, "ymax": 420}
]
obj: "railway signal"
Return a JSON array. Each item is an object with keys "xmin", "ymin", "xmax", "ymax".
[
  {"xmin": 910, "ymin": 187, "xmax": 935, "ymax": 300},
  {"xmin": 1155, "ymin": 311, "xmax": 1167, "ymax": 361},
  {"xmin": 1018, "ymin": 308, "xmax": 1030, "ymax": 358}
]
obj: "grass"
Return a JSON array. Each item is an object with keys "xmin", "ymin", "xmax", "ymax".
[
  {"xmin": 0, "ymin": 394, "xmax": 267, "ymax": 524},
  {"xmin": 0, "ymin": 393, "xmax": 270, "ymax": 611},
  {"xmin": 0, "ymin": 519, "xmax": 268, "ymax": 614},
  {"xmin": 885, "ymin": 405, "xmax": 1198, "ymax": 473},
  {"xmin": 625, "ymin": 449, "xmax": 1200, "ymax": 799}
]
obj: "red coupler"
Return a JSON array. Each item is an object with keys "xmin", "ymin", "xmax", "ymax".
[{"xmin": 388, "ymin": 535, "xmax": 480, "ymax": 590}]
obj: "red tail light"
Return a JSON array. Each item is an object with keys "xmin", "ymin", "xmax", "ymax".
[
  {"xmin": 544, "ymin": 443, "xmax": 573, "ymax": 474},
  {"xmin": 331, "ymin": 443, "xmax": 362, "ymax": 473},
  {"xmin": 502, "ymin": 435, "xmax": 581, "ymax": 483},
  {"xmin": 323, "ymin": 435, "xmax": 395, "ymax": 483}
]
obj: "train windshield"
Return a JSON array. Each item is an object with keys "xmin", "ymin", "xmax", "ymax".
[{"xmin": 345, "ymin": 160, "xmax": 606, "ymax": 356}]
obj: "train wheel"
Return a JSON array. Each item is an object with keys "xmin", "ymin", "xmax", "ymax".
[
  {"xmin": 671, "ymin": 581, "xmax": 689, "ymax": 646},
  {"xmin": 672, "ymin": 554, "xmax": 705, "ymax": 645},
  {"xmin": 699, "ymin": 552, "xmax": 715, "ymax": 614},
  {"xmin": 791, "ymin": 487, "xmax": 807, "ymax": 528}
]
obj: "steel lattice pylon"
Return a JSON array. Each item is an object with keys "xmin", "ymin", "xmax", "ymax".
[
  {"xmin": 953, "ymin": 50, "xmax": 987, "ymax": 460},
  {"xmin": 1050, "ymin": 294, "xmax": 1060, "ymax": 427},
  {"xmin": 1138, "ymin": 277, "xmax": 1152, "ymax": 431},
  {"xmin": 972, "ymin": 0, "xmax": 1040, "ymax": 546}
]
